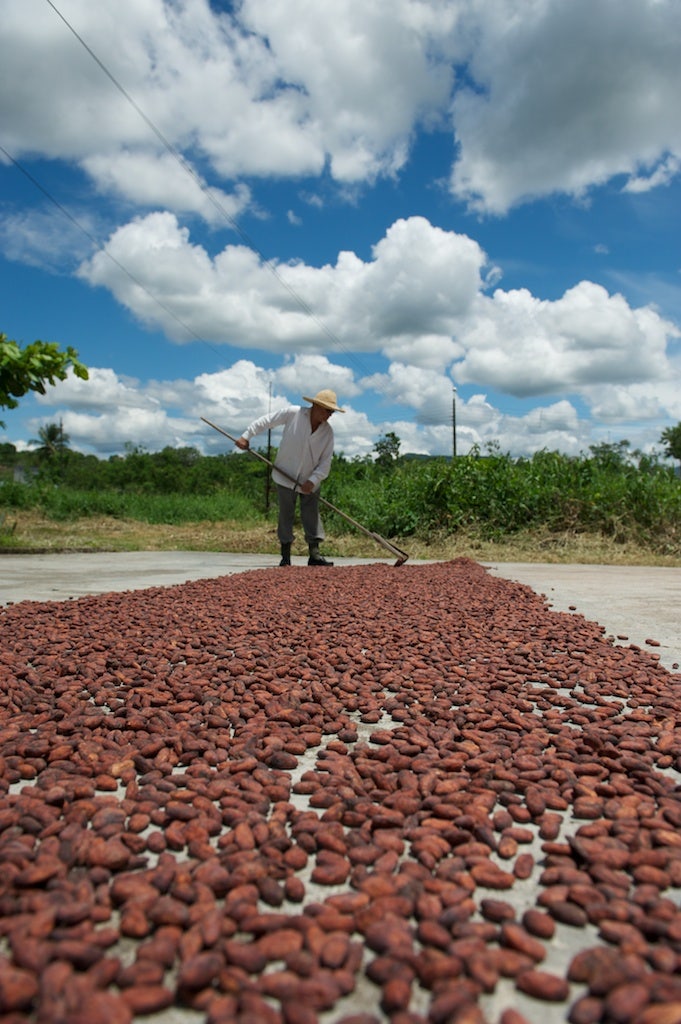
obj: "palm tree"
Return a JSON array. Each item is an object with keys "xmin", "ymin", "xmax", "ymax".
[{"xmin": 29, "ymin": 421, "xmax": 70, "ymax": 461}]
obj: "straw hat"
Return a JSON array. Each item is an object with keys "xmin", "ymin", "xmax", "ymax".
[{"xmin": 303, "ymin": 389, "xmax": 345, "ymax": 412}]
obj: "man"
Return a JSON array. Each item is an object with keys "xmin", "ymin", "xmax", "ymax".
[{"xmin": 235, "ymin": 389, "xmax": 345, "ymax": 566}]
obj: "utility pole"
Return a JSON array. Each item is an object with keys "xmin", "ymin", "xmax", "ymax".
[
  {"xmin": 452, "ymin": 387, "xmax": 457, "ymax": 458},
  {"xmin": 265, "ymin": 381, "xmax": 272, "ymax": 512}
]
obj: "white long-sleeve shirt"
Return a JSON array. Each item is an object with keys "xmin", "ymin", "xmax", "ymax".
[{"xmin": 241, "ymin": 406, "xmax": 334, "ymax": 491}]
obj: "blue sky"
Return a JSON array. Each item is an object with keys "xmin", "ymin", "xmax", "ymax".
[{"xmin": 1, "ymin": 0, "xmax": 680, "ymax": 461}]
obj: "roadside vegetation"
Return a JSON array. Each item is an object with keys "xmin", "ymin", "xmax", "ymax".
[{"xmin": 1, "ymin": 431, "xmax": 679, "ymax": 564}]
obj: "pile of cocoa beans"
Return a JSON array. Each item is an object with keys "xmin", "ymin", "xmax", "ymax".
[{"xmin": 1, "ymin": 558, "xmax": 680, "ymax": 1024}]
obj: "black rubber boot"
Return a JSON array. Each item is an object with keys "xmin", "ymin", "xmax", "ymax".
[
  {"xmin": 308, "ymin": 545, "xmax": 333, "ymax": 566},
  {"xmin": 279, "ymin": 543, "xmax": 291, "ymax": 567}
]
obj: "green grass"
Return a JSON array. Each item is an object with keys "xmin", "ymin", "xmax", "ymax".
[
  {"xmin": 2, "ymin": 508, "xmax": 680, "ymax": 567},
  {"xmin": 1, "ymin": 446, "xmax": 679, "ymax": 563},
  {"xmin": 0, "ymin": 483, "xmax": 258, "ymax": 524}
]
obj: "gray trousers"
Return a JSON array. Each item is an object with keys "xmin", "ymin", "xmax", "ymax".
[{"xmin": 276, "ymin": 484, "xmax": 325, "ymax": 545}]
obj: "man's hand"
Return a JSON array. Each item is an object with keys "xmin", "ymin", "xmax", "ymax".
[
  {"xmin": 235, "ymin": 437, "xmax": 249, "ymax": 450},
  {"xmin": 300, "ymin": 480, "xmax": 314, "ymax": 494}
]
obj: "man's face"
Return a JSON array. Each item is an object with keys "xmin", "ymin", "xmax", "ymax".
[{"xmin": 311, "ymin": 403, "xmax": 334, "ymax": 427}]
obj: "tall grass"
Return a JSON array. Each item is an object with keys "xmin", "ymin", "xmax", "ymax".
[
  {"xmin": 0, "ymin": 483, "xmax": 259, "ymax": 525},
  {"xmin": 325, "ymin": 449, "xmax": 680, "ymax": 553},
  {"xmin": 1, "ymin": 446, "xmax": 679, "ymax": 554}
]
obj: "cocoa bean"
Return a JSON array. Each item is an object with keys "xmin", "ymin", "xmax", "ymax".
[
  {"xmin": 177, "ymin": 951, "xmax": 224, "ymax": 992},
  {"xmin": 500, "ymin": 1010, "xmax": 532, "ymax": 1024},
  {"xmin": 522, "ymin": 909, "xmax": 555, "ymax": 939},
  {"xmin": 417, "ymin": 919, "xmax": 451, "ymax": 949},
  {"xmin": 568, "ymin": 994, "xmax": 604, "ymax": 1024},
  {"xmin": 0, "ymin": 963, "xmax": 39, "ymax": 1011},
  {"xmin": 514, "ymin": 852, "xmax": 535, "ymax": 879},
  {"xmin": 549, "ymin": 900, "xmax": 589, "ymax": 927},
  {"xmin": 636, "ymin": 1004, "xmax": 681, "ymax": 1024},
  {"xmin": 380, "ymin": 975, "xmax": 412, "ymax": 1013},
  {"xmin": 492, "ymin": 948, "xmax": 535, "ymax": 978},
  {"xmin": 117, "ymin": 960, "xmax": 165, "ymax": 988},
  {"xmin": 311, "ymin": 851, "xmax": 350, "ymax": 886},
  {"xmin": 258, "ymin": 929, "xmax": 304, "ymax": 961},
  {"xmin": 223, "ymin": 939, "xmax": 267, "ymax": 973},
  {"xmin": 120, "ymin": 985, "xmax": 174, "ymax": 1014},
  {"xmin": 319, "ymin": 933, "xmax": 350, "ymax": 969},
  {"xmin": 500, "ymin": 922, "xmax": 546, "ymax": 963},
  {"xmin": 515, "ymin": 968, "xmax": 570, "ymax": 1001},
  {"xmin": 465, "ymin": 950, "xmax": 499, "ymax": 992},
  {"xmin": 470, "ymin": 861, "xmax": 515, "ymax": 889},
  {"xmin": 480, "ymin": 898, "xmax": 515, "ymax": 923},
  {"xmin": 603, "ymin": 981, "xmax": 650, "ymax": 1023}
]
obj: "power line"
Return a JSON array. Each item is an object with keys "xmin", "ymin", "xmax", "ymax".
[
  {"xmin": 0, "ymin": 142, "xmax": 213, "ymax": 349},
  {"xmin": 41, "ymin": 0, "xmax": 373, "ymax": 375},
  {"xmin": 44, "ymin": 0, "xmax": 232, "ymax": 231}
]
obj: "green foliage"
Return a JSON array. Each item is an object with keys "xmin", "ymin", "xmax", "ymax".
[
  {"xmin": 326, "ymin": 444, "xmax": 680, "ymax": 551},
  {"xmin": 0, "ymin": 333, "xmax": 88, "ymax": 426},
  {"xmin": 373, "ymin": 431, "xmax": 401, "ymax": 469},
  {"xmin": 660, "ymin": 422, "xmax": 681, "ymax": 463},
  {"xmin": 1, "ymin": 440, "xmax": 679, "ymax": 553},
  {"xmin": 0, "ymin": 482, "xmax": 258, "ymax": 525},
  {"xmin": 29, "ymin": 421, "xmax": 71, "ymax": 466},
  {"xmin": 0, "ymin": 442, "xmax": 19, "ymax": 466},
  {"xmin": 32, "ymin": 444, "xmax": 267, "ymax": 501}
]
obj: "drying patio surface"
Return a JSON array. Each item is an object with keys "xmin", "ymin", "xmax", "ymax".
[{"xmin": 1, "ymin": 558, "xmax": 680, "ymax": 1022}]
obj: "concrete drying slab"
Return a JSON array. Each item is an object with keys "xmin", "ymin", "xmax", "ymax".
[
  {"xmin": 0, "ymin": 550, "xmax": 397, "ymax": 605},
  {"xmin": 486, "ymin": 561, "xmax": 680, "ymax": 674},
  {"xmin": 1, "ymin": 551, "xmax": 679, "ymax": 672},
  {"xmin": 1, "ymin": 551, "xmax": 680, "ymax": 1024}
]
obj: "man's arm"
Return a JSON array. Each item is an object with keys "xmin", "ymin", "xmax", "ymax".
[
  {"xmin": 236, "ymin": 407, "xmax": 297, "ymax": 448},
  {"xmin": 306, "ymin": 430, "xmax": 334, "ymax": 489}
]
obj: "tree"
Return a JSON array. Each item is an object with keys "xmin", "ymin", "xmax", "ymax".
[
  {"xmin": 29, "ymin": 421, "xmax": 71, "ymax": 461},
  {"xmin": 0, "ymin": 442, "xmax": 18, "ymax": 467},
  {"xmin": 373, "ymin": 431, "xmax": 401, "ymax": 469},
  {"xmin": 0, "ymin": 333, "xmax": 88, "ymax": 427},
  {"xmin": 660, "ymin": 422, "xmax": 681, "ymax": 467},
  {"xmin": 588, "ymin": 439, "xmax": 631, "ymax": 469}
]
